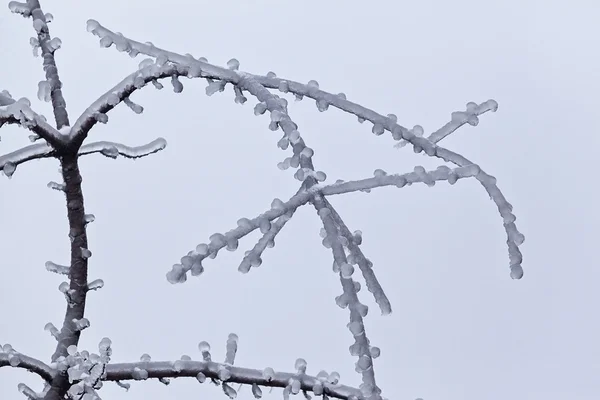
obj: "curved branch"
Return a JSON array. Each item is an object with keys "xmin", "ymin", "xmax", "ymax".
[
  {"xmin": 104, "ymin": 360, "xmax": 362, "ymax": 400},
  {"xmin": 0, "ymin": 142, "xmax": 56, "ymax": 177},
  {"xmin": 0, "ymin": 97, "xmax": 67, "ymax": 148},
  {"xmin": 79, "ymin": 138, "xmax": 167, "ymax": 159},
  {"xmin": 70, "ymin": 64, "xmax": 188, "ymax": 146},
  {"xmin": 86, "ymin": 20, "xmax": 524, "ymax": 277},
  {"xmin": 0, "ymin": 350, "xmax": 56, "ymax": 382}
]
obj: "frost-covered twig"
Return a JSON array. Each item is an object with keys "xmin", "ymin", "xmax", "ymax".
[
  {"xmin": 0, "ymin": 142, "xmax": 55, "ymax": 178},
  {"xmin": 0, "ymin": 95, "xmax": 66, "ymax": 147},
  {"xmin": 313, "ymin": 195, "xmax": 381, "ymax": 400},
  {"xmin": 11, "ymin": 1, "xmax": 71, "ymax": 129},
  {"xmin": 393, "ymin": 100, "xmax": 499, "ymax": 148},
  {"xmin": 104, "ymin": 360, "xmax": 361, "ymax": 400},
  {"xmin": 0, "ymin": 345, "xmax": 56, "ymax": 382},
  {"xmin": 78, "ymin": 138, "xmax": 167, "ymax": 159},
  {"xmin": 167, "ymin": 190, "xmax": 313, "ymax": 283},
  {"xmin": 86, "ymin": 19, "xmax": 524, "ymax": 278},
  {"xmin": 70, "ymin": 63, "xmax": 190, "ymax": 146}
]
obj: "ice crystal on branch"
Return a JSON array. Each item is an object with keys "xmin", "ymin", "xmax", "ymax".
[{"xmin": 0, "ymin": 3, "xmax": 526, "ymax": 400}]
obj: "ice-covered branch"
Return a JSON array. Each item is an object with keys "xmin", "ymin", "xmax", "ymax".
[
  {"xmin": 0, "ymin": 142, "xmax": 56, "ymax": 178},
  {"xmin": 86, "ymin": 20, "xmax": 524, "ymax": 277},
  {"xmin": 104, "ymin": 360, "xmax": 361, "ymax": 400},
  {"xmin": 49, "ymin": 156, "xmax": 91, "ymax": 363},
  {"xmin": 0, "ymin": 345, "xmax": 56, "ymax": 382},
  {"xmin": 322, "ymin": 197, "xmax": 392, "ymax": 316},
  {"xmin": 70, "ymin": 63, "xmax": 189, "ymax": 146},
  {"xmin": 428, "ymin": 100, "xmax": 498, "ymax": 143},
  {"xmin": 10, "ymin": 1, "xmax": 71, "ymax": 129},
  {"xmin": 0, "ymin": 95, "xmax": 66, "ymax": 147},
  {"xmin": 78, "ymin": 138, "xmax": 167, "ymax": 159},
  {"xmin": 313, "ymin": 195, "xmax": 381, "ymax": 400},
  {"xmin": 167, "ymin": 190, "xmax": 313, "ymax": 283}
]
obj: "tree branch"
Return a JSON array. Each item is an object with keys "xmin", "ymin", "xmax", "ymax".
[
  {"xmin": 0, "ymin": 142, "xmax": 55, "ymax": 177},
  {"xmin": 24, "ymin": 0, "xmax": 70, "ymax": 129},
  {"xmin": 312, "ymin": 195, "xmax": 381, "ymax": 400},
  {"xmin": 85, "ymin": 20, "xmax": 524, "ymax": 277},
  {"xmin": 69, "ymin": 64, "xmax": 188, "ymax": 147},
  {"xmin": 0, "ymin": 347, "xmax": 56, "ymax": 382},
  {"xmin": 40, "ymin": 155, "xmax": 92, "ymax": 400},
  {"xmin": 78, "ymin": 138, "xmax": 167, "ymax": 159},
  {"xmin": 104, "ymin": 360, "xmax": 362, "ymax": 400},
  {"xmin": 0, "ymin": 95, "xmax": 67, "ymax": 148}
]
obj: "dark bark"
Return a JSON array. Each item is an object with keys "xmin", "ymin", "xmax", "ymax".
[{"xmin": 44, "ymin": 154, "xmax": 90, "ymax": 400}]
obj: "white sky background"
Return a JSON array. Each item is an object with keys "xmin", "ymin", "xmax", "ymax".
[{"xmin": 1, "ymin": 0, "xmax": 599, "ymax": 399}]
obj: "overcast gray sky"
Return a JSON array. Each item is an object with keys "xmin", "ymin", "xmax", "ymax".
[{"xmin": 1, "ymin": 0, "xmax": 599, "ymax": 399}]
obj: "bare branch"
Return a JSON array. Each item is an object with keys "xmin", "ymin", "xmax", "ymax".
[
  {"xmin": 0, "ymin": 142, "xmax": 56, "ymax": 177},
  {"xmin": 78, "ymin": 138, "xmax": 167, "ymax": 159},
  {"xmin": 104, "ymin": 360, "xmax": 362, "ymax": 400},
  {"xmin": 0, "ymin": 347, "xmax": 56, "ymax": 382},
  {"xmin": 0, "ymin": 96, "xmax": 67, "ymax": 148}
]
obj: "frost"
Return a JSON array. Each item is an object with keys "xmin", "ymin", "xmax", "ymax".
[
  {"xmin": 227, "ymin": 58, "xmax": 240, "ymax": 70},
  {"xmin": 171, "ymin": 75, "xmax": 183, "ymax": 93},
  {"xmin": 251, "ymin": 383, "xmax": 262, "ymax": 398},
  {"xmin": 81, "ymin": 247, "xmax": 92, "ymax": 259},
  {"xmin": 369, "ymin": 346, "xmax": 381, "ymax": 358},
  {"xmin": 8, "ymin": 1, "xmax": 30, "ymax": 17},
  {"xmin": 222, "ymin": 382, "xmax": 237, "ymax": 399},
  {"xmin": 45, "ymin": 261, "xmax": 69, "ymax": 275},
  {"xmin": 123, "ymin": 97, "xmax": 143, "ymax": 114},
  {"xmin": 198, "ymin": 341, "xmax": 211, "ymax": 360},
  {"xmin": 262, "ymin": 367, "xmax": 275, "ymax": 381},
  {"xmin": 218, "ymin": 365, "xmax": 231, "ymax": 381},
  {"xmin": 48, "ymin": 37, "xmax": 62, "ymax": 52},
  {"xmin": 132, "ymin": 367, "xmax": 148, "ymax": 380},
  {"xmin": 30, "ymin": 37, "xmax": 40, "ymax": 57},
  {"xmin": 87, "ymin": 279, "xmax": 104, "ymax": 291},
  {"xmin": 33, "ymin": 19, "xmax": 46, "ymax": 34},
  {"xmin": 294, "ymin": 358, "xmax": 307, "ymax": 373},
  {"xmin": 44, "ymin": 322, "xmax": 60, "ymax": 339},
  {"xmin": 2, "ymin": 162, "xmax": 16, "ymax": 178},
  {"xmin": 328, "ymin": 371, "xmax": 340, "ymax": 385},
  {"xmin": 37, "ymin": 81, "xmax": 51, "ymax": 102},
  {"xmin": 72, "ymin": 318, "xmax": 90, "ymax": 331},
  {"xmin": 225, "ymin": 333, "xmax": 238, "ymax": 364},
  {"xmin": 510, "ymin": 264, "xmax": 524, "ymax": 279}
]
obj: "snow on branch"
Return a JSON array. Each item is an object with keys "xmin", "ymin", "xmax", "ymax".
[
  {"xmin": 0, "ymin": 142, "xmax": 55, "ymax": 178},
  {"xmin": 78, "ymin": 138, "xmax": 167, "ymax": 159},
  {"xmin": 312, "ymin": 195, "xmax": 381, "ymax": 400},
  {"xmin": 0, "ymin": 344, "xmax": 56, "ymax": 382},
  {"xmin": 0, "ymin": 94, "xmax": 66, "ymax": 147}
]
